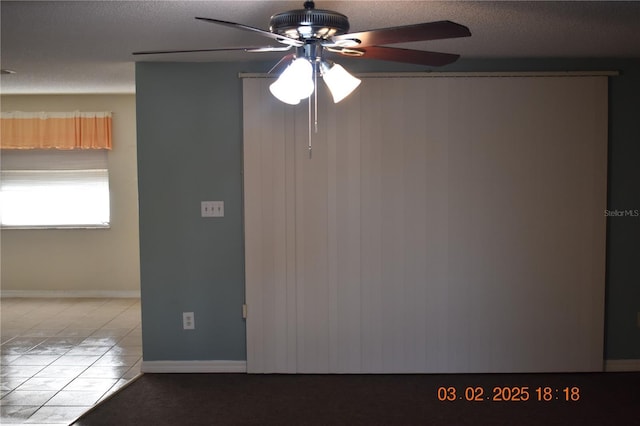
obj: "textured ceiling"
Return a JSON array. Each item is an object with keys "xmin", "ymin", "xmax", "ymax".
[{"xmin": 1, "ymin": 0, "xmax": 640, "ymax": 94}]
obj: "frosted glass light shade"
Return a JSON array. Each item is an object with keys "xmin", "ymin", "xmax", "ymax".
[
  {"xmin": 322, "ymin": 63, "xmax": 361, "ymax": 103},
  {"xmin": 269, "ymin": 58, "xmax": 314, "ymax": 105},
  {"xmin": 269, "ymin": 81, "xmax": 302, "ymax": 105}
]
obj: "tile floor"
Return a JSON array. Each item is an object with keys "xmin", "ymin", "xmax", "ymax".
[{"xmin": 1, "ymin": 298, "xmax": 142, "ymax": 425}]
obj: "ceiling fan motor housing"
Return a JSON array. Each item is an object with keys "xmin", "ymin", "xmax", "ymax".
[{"xmin": 269, "ymin": 2, "xmax": 350, "ymax": 40}]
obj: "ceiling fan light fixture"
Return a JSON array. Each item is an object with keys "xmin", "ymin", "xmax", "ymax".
[
  {"xmin": 269, "ymin": 82, "xmax": 302, "ymax": 105},
  {"xmin": 270, "ymin": 58, "xmax": 315, "ymax": 104},
  {"xmin": 321, "ymin": 62, "xmax": 361, "ymax": 103}
]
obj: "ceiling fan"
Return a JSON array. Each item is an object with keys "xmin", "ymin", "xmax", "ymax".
[{"xmin": 133, "ymin": 1, "xmax": 471, "ymax": 104}]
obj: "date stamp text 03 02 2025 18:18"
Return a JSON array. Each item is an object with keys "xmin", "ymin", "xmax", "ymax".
[{"xmin": 437, "ymin": 386, "xmax": 581, "ymax": 402}]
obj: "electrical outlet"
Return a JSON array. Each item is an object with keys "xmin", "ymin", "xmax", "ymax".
[{"xmin": 183, "ymin": 312, "xmax": 195, "ymax": 330}]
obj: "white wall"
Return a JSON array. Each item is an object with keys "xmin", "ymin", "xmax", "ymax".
[{"xmin": 0, "ymin": 95, "xmax": 140, "ymax": 296}]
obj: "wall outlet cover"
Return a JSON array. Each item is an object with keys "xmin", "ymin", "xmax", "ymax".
[{"xmin": 183, "ymin": 312, "xmax": 195, "ymax": 330}]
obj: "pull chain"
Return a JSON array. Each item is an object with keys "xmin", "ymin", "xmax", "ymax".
[
  {"xmin": 306, "ymin": 57, "xmax": 321, "ymax": 159},
  {"xmin": 308, "ymin": 92, "xmax": 312, "ymax": 159},
  {"xmin": 314, "ymin": 62, "xmax": 319, "ymax": 134},
  {"xmin": 307, "ymin": 60, "xmax": 320, "ymax": 159}
]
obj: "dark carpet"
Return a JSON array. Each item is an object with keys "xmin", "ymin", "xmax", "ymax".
[{"xmin": 73, "ymin": 372, "xmax": 639, "ymax": 425}]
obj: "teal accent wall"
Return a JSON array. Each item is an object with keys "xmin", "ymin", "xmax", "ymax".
[
  {"xmin": 600, "ymin": 61, "xmax": 640, "ymax": 359},
  {"xmin": 136, "ymin": 58, "xmax": 640, "ymax": 362},
  {"xmin": 136, "ymin": 63, "xmax": 247, "ymax": 360}
]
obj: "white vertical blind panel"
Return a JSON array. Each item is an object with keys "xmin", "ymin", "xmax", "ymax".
[
  {"xmin": 327, "ymin": 89, "xmax": 363, "ymax": 373},
  {"xmin": 243, "ymin": 79, "xmax": 297, "ymax": 373},
  {"xmin": 294, "ymin": 98, "xmax": 330, "ymax": 373},
  {"xmin": 243, "ymin": 75, "xmax": 607, "ymax": 373},
  {"xmin": 359, "ymin": 80, "xmax": 384, "ymax": 372},
  {"xmin": 242, "ymin": 78, "xmax": 265, "ymax": 373}
]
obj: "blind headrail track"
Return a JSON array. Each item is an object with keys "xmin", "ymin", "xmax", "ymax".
[{"xmin": 240, "ymin": 70, "xmax": 619, "ymax": 79}]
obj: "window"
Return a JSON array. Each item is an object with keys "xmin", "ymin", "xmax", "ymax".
[{"xmin": 0, "ymin": 150, "xmax": 110, "ymax": 228}]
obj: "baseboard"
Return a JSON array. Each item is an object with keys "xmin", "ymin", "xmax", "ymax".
[
  {"xmin": 604, "ymin": 359, "xmax": 640, "ymax": 372},
  {"xmin": 141, "ymin": 360, "xmax": 247, "ymax": 373},
  {"xmin": 0, "ymin": 290, "xmax": 140, "ymax": 298}
]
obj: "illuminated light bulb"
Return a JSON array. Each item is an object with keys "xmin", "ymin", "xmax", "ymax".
[
  {"xmin": 321, "ymin": 62, "xmax": 361, "ymax": 103},
  {"xmin": 269, "ymin": 80, "xmax": 302, "ymax": 105},
  {"xmin": 269, "ymin": 58, "xmax": 314, "ymax": 104}
]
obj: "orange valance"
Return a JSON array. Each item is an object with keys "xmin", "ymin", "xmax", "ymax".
[{"xmin": 0, "ymin": 111, "xmax": 112, "ymax": 150}]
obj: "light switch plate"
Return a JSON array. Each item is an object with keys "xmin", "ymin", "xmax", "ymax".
[{"xmin": 201, "ymin": 201, "xmax": 224, "ymax": 217}]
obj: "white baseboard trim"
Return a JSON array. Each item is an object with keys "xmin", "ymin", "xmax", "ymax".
[
  {"xmin": 141, "ymin": 360, "xmax": 247, "ymax": 373},
  {"xmin": 0, "ymin": 290, "xmax": 140, "ymax": 299},
  {"xmin": 604, "ymin": 359, "xmax": 640, "ymax": 372}
]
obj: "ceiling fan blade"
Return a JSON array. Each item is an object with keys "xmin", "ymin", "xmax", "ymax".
[
  {"xmin": 133, "ymin": 46, "xmax": 292, "ymax": 56},
  {"xmin": 332, "ymin": 21, "xmax": 470, "ymax": 47},
  {"xmin": 338, "ymin": 45, "xmax": 460, "ymax": 67},
  {"xmin": 195, "ymin": 17, "xmax": 304, "ymax": 47}
]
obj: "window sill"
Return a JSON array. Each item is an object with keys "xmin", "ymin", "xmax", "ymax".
[{"xmin": 1, "ymin": 224, "xmax": 111, "ymax": 230}]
